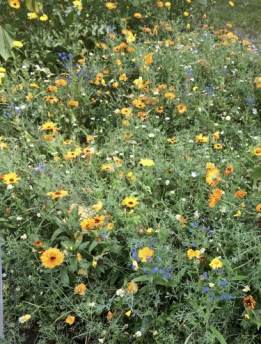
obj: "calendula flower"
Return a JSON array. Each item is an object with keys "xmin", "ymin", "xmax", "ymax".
[
  {"xmin": 177, "ymin": 103, "xmax": 187, "ymax": 114},
  {"xmin": 252, "ymin": 146, "xmax": 261, "ymax": 156},
  {"xmin": 42, "ymin": 121, "xmax": 56, "ymax": 130},
  {"xmin": 187, "ymin": 248, "xmax": 200, "ymax": 259},
  {"xmin": 101, "ymin": 164, "xmax": 114, "ymax": 171},
  {"xmin": 74, "ymin": 283, "xmax": 87, "ymax": 296},
  {"xmin": 80, "ymin": 218, "xmax": 95, "ymax": 230},
  {"xmin": 39, "ymin": 14, "xmax": 48, "ymax": 21},
  {"xmin": 138, "ymin": 247, "xmax": 154, "ymax": 262},
  {"xmin": 209, "ymin": 258, "xmax": 223, "ymax": 270},
  {"xmin": 46, "ymin": 190, "xmax": 68, "ymax": 199},
  {"xmin": 19, "ymin": 314, "xmax": 31, "ymax": 323},
  {"xmin": 206, "ymin": 168, "xmax": 221, "ymax": 187},
  {"xmin": 65, "ymin": 316, "xmax": 75, "ymax": 325},
  {"xmin": 195, "ymin": 134, "xmax": 208, "ymax": 143},
  {"xmin": 122, "ymin": 197, "xmax": 139, "ymax": 208},
  {"xmin": 34, "ymin": 240, "xmax": 42, "ymax": 247},
  {"xmin": 13, "ymin": 41, "xmax": 23, "ymax": 48},
  {"xmin": 235, "ymin": 190, "xmax": 247, "ymax": 198},
  {"xmin": 126, "ymin": 281, "xmax": 138, "ymax": 294},
  {"xmin": 256, "ymin": 204, "xmax": 261, "ymax": 212},
  {"xmin": 134, "ymin": 13, "xmax": 142, "ymax": 18},
  {"xmin": 224, "ymin": 164, "xmax": 233, "ymax": 176},
  {"xmin": 164, "ymin": 92, "xmax": 175, "ymax": 99},
  {"xmin": 144, "ymin": 53, "xmax": 153, "ymax": 65},
  {"xmin": 9, "ymin": 0, "xmax": 20, "ymax": 9},
  {"xmin": 3, "ymin": 172, "xmax": 20, "ymax": 184},
  {"xmin": 69, "ymin": 100, "xmax": 78, "ymax": 107},
  {"xmin": 121, "ymin": 108, "xmax": 132, "ymax": 117},
  {"xmin": 55, "ymin": 78, "xmax": 68, "ymax": 86},
  {"xmin": 105, "ymin": 2, "xmax": 117, "ymax": 9},
  {"xmin": 157, "ymin": 1, "xmax": 164, "ymax": 7},
  {"xmin": 208, "ymin": 188, "xmax": 223, "ymax": 208},
  {"xmin": 40, "ymin": 248, "xmax": 65, "ymax": 269},
  {"xmin": 139, "ymin": 158, "xmax": 154, "ymax": 166},
  {"xmin": 214, "ymin": 143, "xmax": 223, "ymax": 150},
  {"xmin": 45, "ymin": 96, "xmax": 59, "ymax": 104},
  {"xmin": 243, "ymin": 295, "xmax": 256, "ymax": 310}
]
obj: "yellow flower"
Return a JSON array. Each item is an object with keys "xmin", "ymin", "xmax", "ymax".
[
  {"xmin": 46, "ymin": 190, "xmax": 68, "ymax": 199},
  {"xmin": 92, "ymin": 201, "xmax": 103, "ymax": 212},
  {"xmin": 69, "ymin": 100, "xmax": 79, "ymax": 107},
  {"xmin": 122, "ymin": 197, "xmax": 139, "ymax": 208},
  {"xmin": 139, "ymin": 158, "xmax": 154, "ymax": 166},
  {"xmin": 13, "ymin": 41, "xmax": 23, "ymax": 48},
  {"xmin": 73, "ymin": 1, "xmax": 83, "ymax": 10},
  {"xmin": 55, "ymin": 78, "xmax": 68, "ymax": 86},
  {"xmin": 27, "ymin": 12, "xmax": 38, "ymax": 19},
  {"xmin": 132, "ymin": 260, "xmax": 139, "ymax": 271},
  {"xmin": 205, "ymin": 168, "xmax": 221, "ymax": 187},
  {"xmin": 65, "ymin": 316, "xmax": 75, "ymax": 325},
  {"xmin": 157, "ymin": 1, "xmax": 164, "ymax": 7},
  {"xmin": 138, "ymin": 247, "xmax": 154, "ymax": 262},
  {"xmin": 144, "ymin": 52, "xmax": 153, "ymax": 65},
  {"xmin": 234, "ymin": 210, "xmax": 241, "ymax": 217},
  {"xmin": 134, "ymin": 13, "xmax": 142, "ymax": 19},
  {"xmin": 101, "ymin": 164, "xmax": 114, "ymax": 171},
  {"xmin": 177, "ymin": 103, "xmax": 187, "ymax": 114},
  {"xmin": 19, "ymin": 314, "xmax": 31, "ymax": 323},
  {"xmin": 8, "ymin": 0, "xmax": 20, "ymax": 9},
  {"xmin": 40, "ymin": 14, "xmax": 48, "ymax": 21},
  {"xmin": 244, "ymin": 314, "xmax": 250, "ymax": 319},
  {"xmin": 195, "ymin": 134, "xmax": 208, "ymax": 143},
  {"xmin": 42, "ymin": 121, "xmax": 56, "ymax": 130},
  {"xmin": 229, "ymin": 1, "xmax": 234, "ymax": 6},
  {"xmin": 146, "ymin": 228, "xmax": 153, "ymax": 235},
  {"xmin": 209, "ymin": 258, "xmax": 223, "ymax": 270},
  {"xmin": 165, "ymin": 2, "xmax": 171, "ymax": 7},
  {"xmin": 40, "ymin": 248, "xmax": 65, "ymax": 269},
  {"xmin": 92, "ymin": 261, "xmax": 97, "ymax": 268},
  {"xmin": 184, "ymin": 11, "xmax": 189, "ymax": 16},
  {"xmin": 3, "ymin": 172, "xmax": 20, "ymax": 184},
  {"xmin": 126, "ymin": 281, "xmax": 138, "ymax": 294},
  {"xmin": 74, "ymin": 283, "xmax": 87, "ymax": 296},
  {"xmin": 125, "ymin": 310, "xmax": 131, "ymax": 317},
  {"xmin": 105, "ymin": 2, "xmax": 117, "ymax": 9},
  {"xmin": 187, "ymin": 249, "xmax": 200, "ymax": 259}
]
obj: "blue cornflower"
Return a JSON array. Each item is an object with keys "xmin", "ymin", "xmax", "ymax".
[
  {"xmin": 143, "ymin": 269, "xmax": 148, "ymax": 275},
  {"xmin": 141, "ymin": 328, "xmax": 145, "ymax": 332},
  {"xmin": 145, "ymin": 318, "xmax": 149, "ymax": 323},
  {"xmin": 146, "ymin": 257, "xmax": 152, "ymax": 263},
  {"xmin": 188, "ymin": 228, "xmax": 193, "ymax": 233},
  {"xmin": 226, "ymin": 294, "xmax": 232, "ymax": 299},
  {"xmin": 159, "ymin": 269, "xmax": 164, "ymax": 274},
  {"xmin": 247, "ymin": 98, "xmax": 255, "ymax": 104},
  {"xmin": 220, "ymin": 294, "xmax": 226, "ymax": 300},
  {"xmin": 209, "ymin": 294, "xmax": 214, "ymax": 300},
  {"xmin": 166, "ymin": 266, "xmax": 171, "ymax": 271},
  {"xmin": 101, "ymin": 234, "xmax": 108, "ymax": 239},
  {"xmin": 202, "ymin": 287, "xmax": 210, "ymax": 292},
  {"xmin": 152, "ymin": 267, "xmax": 159, "ymax": 274},
  {"xmin": 192, "ymin": 222, "xmax": 198, "ymax": 227},
  {"xmin": 163, "ymin": 273, "xmax": 171, "ymax": 279},
  {"xmin": 191, "ymin": 243, "xmax": 197, "ymax": 248}
]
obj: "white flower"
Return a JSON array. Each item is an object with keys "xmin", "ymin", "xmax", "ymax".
[
  {"xmin": 243, "ymin": 285, "xmax": 250, "ymax": 292},
  {"xmin": 98, "ymin": 339, "xmax": 105, "ymax": 343},
  {"xmin": 16, "ymin": 216, "xmax": 23, "ymax": 221},
  {"xmin": 191, "ymin": 171, "xmax": 197, "ymax": 177},
  {"xmin": 208, "ymin": 283, "xmax": 215, "ymax": 288},
  {"xmin": 194, "ymin": 210, "xmax": 200, "ymax": 219},
  {"xmin": 153, "ymin": 331, "xmax": 158, "ymax": 336},
  {"xmin": 116, "ymin": 288, "xmax": 125, "ymax": 297},
  {"xmin": 134, "ymin": 331, "xmax": 142, "ymax": 337},
  {"xmin": 165, "ymin": 180, "xmax": 170, "ymax": 185},
  {"xmin": 252, "ymin": 108, "xmax": 257, "ymax": 114},
  {"xmin": 220, "ymin": 207, "xmax": 227, "ymax": 214},
  {"xmin": 20, "ymin": 234, "xmax": 27, "ymax": 240},
  {"xmin": 37, "ymin": 213, "xmax": 41, "ymax": 218},
  {"xmin": 89, "ymin": 302, "xmax": 96, "ymax": 307},
  {"xmin": 148, "ymin": 133, "xmax": 155, "ymax": 137},
  {"xmin": 7, "ymin": 184, "xmax": 14, "ymax": 190},
  {"xmin": 225, "ymin": 116, "xmax": 231, "ymax": 121}
]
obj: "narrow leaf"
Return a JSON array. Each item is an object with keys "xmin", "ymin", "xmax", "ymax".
[{"xmin": 210, "ymin": 325, "xmax": 227, "ymax": 344}]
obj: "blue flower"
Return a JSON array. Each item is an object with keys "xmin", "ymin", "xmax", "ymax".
[
  {"xmin": 159, "ymin": 269, "xmax": 164, "ymax": 274},
  {"xmin": 202, "ymin": 287, "xmax": 210, "ymax": 292},
  {"xmin": 143, "ymin": 269, "xmax": 148, "ymax": 275},
  {"xmin": 209, "ymin": 294, "xmax": 214, "ymax": 300},
  {"xmin": 192, "ymin": 222, "xmax": 198, "ymax": 227},
  {"xmin": 166, "ymin": 266, "xmax": 171, "ymax": 271},
  {"xmin": 101, "ymin": 234, "xmax": 108, "ymax": 239},
  {"xmin": 220, "ymin": 294, "xmax": 226, "ymax": 300},
  {"xmin": 220, "ymin": 281, "xmax": 228, "ymax": 286},
  {"xmin": 226, "ymin": 294, "xmax": 232, "ymax": 299},
  {"xmin": 188, "ymin": 228, "xmax": 193, "ymax": 233},
  {"xmin": 201, "ymin": 272, "xmax": 208, "ymax": 280},
  {"xmin": 152, "ymin": 267, "xmax": 159, "ymax": 274},
  {"xmin": 163, "ymin": 273, "xmax": 171, "ymax": 279},
  {"xmin": 157, "ymin": 257, "xmax": 162, "ymax": 262}
]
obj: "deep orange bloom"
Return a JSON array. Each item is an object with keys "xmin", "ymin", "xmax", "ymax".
[
  {"xmin": 235, "ymin": 190, "xmax": 247, "ymax": 198},
  {"xmin": 243, "ymin": 296, "xmax": 256, "ymax": 310},
  {"xmin": 208, "ymin": 188, "xmax": 223, "ymax": 208}
]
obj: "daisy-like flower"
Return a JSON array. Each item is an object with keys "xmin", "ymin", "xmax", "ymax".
[
  {"xmin": 164, "ymin": 92, "xmax": 175, "ymax": 99},
  {"xmin": 65, "ymin": 316, "xmax": 75, "ymax": 325},
  {"xmin": 256, "ymin": 204, "xmax": 261, "ymax": 212},
  {"xmin": 3, "ymin": 172, "xmax": 20, "ymax": 184},
  {"xmin": 243, "ymin": 285, "xmax": 251, "ymax": 292},
  {"xmin": 74, "ymin": 283, "xmax": 87, "ymax": 296},
  {"xmin": 116, "ymin": 288, "xmax": 125, "ymax": 297},
  {"xmin": 9, "ymin": 0, "xmax": 20, "ymax": 9},
  {"xmin": 122, "ymin": 197, "xmax": 139, "ymax": 208},
  {"xmin": 138, "ymin": 246, "xmax": 154, "ymax": 262},
  {"xmin": 80, "ymin": 218, "xmax": 95, "ymax": 230},
  {"xmin": 134, "ymin": 13, "xmax": 142, "ymax": 18},
  {"xmin": 40, "ymin": 14, "xmax": 48, "ymax": 21},
  {"xmin": 224, "ymin": 163, "xmax": 233, "ymax": 176},
  {"xmin": 187, "ymin": 248, "xmax": 200, "ymax": 259},
  {"xmin": 177, "ymin": 103, "xmax": 187, "ymax": 114},
  {"xmin": 46, "ymin": 190, "xmax": 68, "ymax": 199},
  {"xmin": 206, "ymin": 168, "xmax": 221, "ymax": 187},
  {"xmin": 101, "ymin": 164, "xmax": 114, "ymax": 171},
  {"xmin": 45, "ymin": 96, "xmax": 59, "ymax": 104},
  {"xmin": 252, "ymin": 146, "xmax": 261, "ymax": 156},
  {"xmin": 40, "ymin": 248, "xmax": 65, "ymax": 269},
  {"xmin": 144, "ymin": 53, "xmax": 153, "ymax": 65},
  {"xmin": 139, "ymin": 158, "xmax": 154, "ymax": 166},
  {"xmin": 105, "ymin": 2, "xmax": 117, "ymax": 9},
  {"xmin": 195, "ymin": 134, "xmax": 208, "ymax": 143},
  {"xmin": 209, "ymin": 258, "xmax": 223, "ymax": 270},
  {"xmin": 55, "ymin": 79, "xmax": 68, "ymax": 86},
  {"xmin": 235, "ymin": 190, "xmax": 247, "ymax": 198},
  {"xmin": 126, "ymin": 281, "xmax": 138, "ymax": 294},
  {"xmin": 69, "ymin": 100, "xmax": 78, "ymax": 107},
  {"xmin": 208, "ymin": 188, "xmax": 223, "ymax": 208},
  {"xmin": 13, "ymin": 41, "xmax": 23, "ymax": 48}
]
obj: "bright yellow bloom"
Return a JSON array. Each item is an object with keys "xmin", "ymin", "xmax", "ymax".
[
  {"xmin": 92, "ymin": 201, "xmax": 103, "ymax": 212},
  {"xmin": 138, "ymin": 247, "xmax": 154, "ymax": 262},
  {"xmin": 209, "ymin": 258, "xmax": 223, "ymax": 270},
  {"xmin": 27, "ymin": 12, "xmax": 38, "ymax": 19},
  {"xmin": 122, "ymin": 197, "xmax": 139, "ymax": 208},
  {"xmin": 134, "ymin": 13, "xmax": 142, "ymax": 18},
  {"xmin": 19, "ymin": 314, "xmax": 31, "ymax": 323},
  {"xmin": 13, "ymin": 41, "xmax": 23, "ymax": 48},
  {"xmin": 195, "ymin": 134, "xmax": 208, "ymax": 143},
  {"xmin": 229, "ymin": 1, "xmax": 234, "ymax": 6},
  {"xmin": 126, "ymin": 281, "xmax": 138, "ymax": 294},
  {"xmin": 3, "ymin": 172, "xmax": 20, "ymax": 184},
  {"xmin": 40, "ymin": 14, "xmax": 48, "ymax": 21},
  {"xmin": 206, "ymin": 168, "xmax": 221, "ymax": 187},
  {"xmin": 125, "ymin": 310, "xmax": 131, "ymax": 316},
  {"xmin": 69, "ymin": 100, "xmax": 79, "ymax": 107},
  {"xmin": 105, "ymin": 2, "xmax": 117, "ymax": 9},
  {"xmin": 139, "ymin": 158, "xmax": 154, "ymax": 166},
  {"xmin": 65, "ymin": 316, "xmax": 75, "ymax": 325},
  {"xmin": 40, "ymin": 248, "xmax": 65, "ymax": 269},
  {"xmin": 8, "ymin": 0, "xmax": 20, "ymax": 9},
  {"xmin": 187, "ymin": 249, "xmax": 200, "ymax": 259},
  {"xmin": 184, "ymin": 11, "xmax": 189, "ymax": 17},
  {"xmin": 46, "ymin": 190, "xmax": 69, "ymax": 199},
  {"xmin": 234, "ymin": 210, "xmax": 241, "ymax": 217},
  {"xmin": 74, "ymin": 283, "xmax": 87, "ymax": 296}
]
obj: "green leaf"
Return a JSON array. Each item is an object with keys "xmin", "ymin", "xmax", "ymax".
[
  {"xmin": 132, "ymin": 0, "xmax": 140, "ymax": 6},
  {"xmin": 197, "ymin": 0, "xmax": 207, "ymax": 5},
  {"xmin": 209, "ymin": 325, "xmax": 227, "ymax": 344},
  {"xmin": 252, "ymin": 166, "xmax": 261, "ymax": 185},
  {"xmin": 78, "ymin": 241, "xmax": 90, "ymax": 251},
  {"xmin": 26, "ymin": 0, "xmax": 43, "ymax": 13},
  {"xmin": 88, "ymin": 240, "xmax": 99, "ymax": 253},
  {"xmin": 132, "ymin": 275, "xmax": 151, "ymax": 282},
  {"xmin": 0, "ymin": 25, "xmax": 15, "ymax": 61},
  {"xmin": 60, "ymin": 266, "xmax": 70, "ymax": 285},
  {"xmin": 231, "ymin": 275, "xmax": 248, "ymax": 281},
  {"xmin": 51, "ymin": 228, "xmax": 66, "ymax": 242}
]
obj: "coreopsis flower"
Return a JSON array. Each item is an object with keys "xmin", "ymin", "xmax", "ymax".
[
  {"xmin": 40, "ymin": 248, "xmax": 65, "ymax": 268},
  {"xmin": 214, "ymin": 143, "xmax": 223, "ymax": 150},
  {"xmin": 121, "ymin": 108, "xmax": 132, "ymax": 117},
  {"xmin": 144, "ymin": 53, "xmax": 153, "ymax": 65},
  {"xmin": 93, "ymin": 215, "xmax": 105, "ymax": 228},
  {"xmin": 3, "ymin": 172, "xmax": 20, "ymax": 184},
  {"xmin": 9, "ymin": 0, "xmax": 20, "ymax": 9},
  {"xmin": 65, "ymin": 316, "xmax": 75, "ymax": 325},
  {"xmin": 13, "ymin": 41, "xmax": 23, "ymax": 48},
  {"xmin": 122, "ymin": 197, "xmax": 139, "ymax": 208},
  {"xmin": 177, "ymin": 103, "xmax": 187, "ymax": 114},
  {"xmin": 19, "ymin": 314, "xmax": 31, "ymax": 323},
  {"xmin": 139, "ymin": 158, "xmax": 154, "ymax": 166},
  {"xmin": 46, "ymin": 86, "xmax": 57, "ymax": 92},
  {"xmin": 195, "ymin": 134, "xmax": 208, "ymax": 143},
  {"xmin": 206, "ymin": 168, "xmax": 221, "ymax": 187},
  {"xmin": 235, "ymin": 190, "xmax": 247, "ymax": 198},
  {"xmin": 243, "ymin": 296, "xmax": 256, "ymax": 310},
  {"xmin": 208, "ymin": 188, "xmax": 223, "ymax": 208},
  {"xmin": 209, "ymin": 258, "xmax": 223, "ymax": 269},
  {"xmin": 134, "ymin": 13, "xmax": 142, "ymax": 18},
  {"xmin": 55, "ymin": 79, "xmax": 68, "ymax": 86},
  {"xmin": 46, "ymin": 190, "xmax": 68, "ymax": 199},
  {"xmin": 105, "ymin": 2, "xmax": 117, "ymax": 9},
  {"xmin": 39, "ymin": 14, "xmax": 48, "ymax": 21},
  {"xmin": 138, "ymin": 247, "xmax": 154, "ymax": 262},
  {"xmin": 42, "ymin": 121, "xmax": 56, "ymax": 130},
  {"xmin": 27, "ymin": 12, "xmax": 38, "ymax": 19},
  {"xmin": 126, "ymin": 281, "xmax": 138, "ymax": 294},
  {"xmin": 187, "ymin": 249, "xmax": 200, "ymax": 259},
  {"xmin": 74, "ymin": 283, "xmax": 87, "ymax": 296},
  {"xmin": 224, "ymin": 163, "xmax": 233, "ymax": 176}
]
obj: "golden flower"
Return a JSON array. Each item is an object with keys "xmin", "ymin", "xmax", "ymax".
[
  {"xmin": 73, "ymin": 0, "xmax": 83, "ymax": 10},
  {"xmin": 9, "ymin": 0, "xmax": 20, "ymax": 9},
  {"xmin": 107, "ymin": 223, "xmax": 114, "ymax": 230},
  {"xmin": 206, "ymin": 168, "xmax": 221, "ymax": 187},
  {"xmin": 27, "ymin": 12, "xmax": 38, "ymax": 19},
  {"xmin": 119, "ymin": 74, "xmax": 128, "ymax": 81},
  {"xmin": 134, "ymin": 13, "xmax": 142, "ymax": 18},
  {"xmin": 42, "ymin": 121, "xmax": 56, "ymax": 130},
  {"xmin": 177, "ymin": 103, "xmax": 187, "ymax": 114},
  {"xmin": 139, "ymin": 158, "xmax": 154, "ymax": 166},
  {"xmin": 45, "ymin": 96, "xmax": 59, "ymax": 104},
  {"xmin": 252, "ymin": 146, "xmax": 261, "ymax": 156},
  {"xmin": 0, "ymin": 142, "xmax": 8, "ymax": 149},
  {"xmin": 167, "ymin": 137, "xmax": 177, "ymax": 143},
  {"xmin": 77, "ymin": 253, "xmax": 82, "ymax": 262},
  {"xmin": 187, "ymin": 248, "xmax": 200, "ymax": 259},
  {"xmin": 156, "ymin": 106, "xmax": 164, "ymax": 113},
  {"xmin": 13, "ymin": 41, "xmax": 23, "ymax": 48},
  {"xmin": 125, "ymin": 310, "xmax": 131, "ymax": 317},
  {"xmin": 121, "ymin": 108, "xmax": 132, "ymax": 117},
  {"xmin": 3, "ymin": 172, "xmax": 20, "ymax": 185},
  {"xmin": 96, "ymin": 73, "xmax": 104, "ymax": 81},
  {"xmin": 46, "ymin": 190, "xmax": 69, "ymax": 199},
  {"xmin": 183, "ymin": 11, "xmax": 189, "ymax": 16},
  {"xmin": 113, "ymin": 157, "xmax": 122, "ymax": 167},
  {"xmin": 256, "ymin": 204, "xmax": 261, "ymax": 212},
  {"xmin": 40, "ymin": 14, "xmax": 48, "ymax": 21},
  {"xmin": 214, "ymin": 143, "xmax": 223, "ymax": 150},
  {"xmin": 208, "ymin": 188, "xmax": 223, "ymax": 208},
  {"xmin": 105, "ymin": 2, "xmax": 117, "ymax": 9},
  {"xmin": 138, "ymin": 247, "xmax": 154, "ymax": 262},
  {"xmin": 206, "ymin": 162, "xmax": 215, "ymax": 169},
  {"xmin": 243, "ymin": 296, "xmax": 256, "ymax": 310},
  {"xmin": 74, "ymin": 283, "xmax": 87, "ymax": 296},
  {"xmin": 157, "ymin": 1, "xmax": 164, "ymax": 7},
  {"xmin": 209, "ymin": 258, "xmax": 223, "ymax": 270},
  {"xmin": 195, "ymin": 134, "xmax": 208, "ymax": 143},
  {"xmin": 80, "ymin": 218, "xmax": 96, "ymax": 230},
  {"xmin": 164, "ymin": 92, "xmax": 175, "ymax": 99},
  {"xmin": 19, "ymin": 314, "xmax": 31, "ymax": 323},
  {"xmin": 64, "ymin": 151, "xmax": 77, "ymax": 160},
  {"xmin": 122, "ymin": 197, "xmax": 139, "ymax": 208},
  {"xmin": 33, "ymin": 240, "xmax": 42, "ymax": 247},
  {"xmin": 101, "ymin": 164, "xmax": 114, "ymax": 171},
  {"xmin": 46, "ymin": 86, "xmax": 57, "ymax": 92},
  {"xmin": 229, "ymin": 1, "xmax": 234, "ymax": 6},
  {"xmin": 77, "ymin": 269, "xmax": 87, "ymax": 275},
  {"xmin": 93, "ymin": 215, "xmax": 105, "ymax": 228},
  {"xmin": 92, "ymin": 201, "xmax": 103, "ymax": 212},
  {"xmin": 165, "ymin": 2, "xmax": 171, "ymax": 7},
  {"xmin": 224, "ymin": 163, "xmax": 233, "ymax": 176},
  {"xmin": 144, "ymin": 53, "xmax": 153, "ymax": 65},
  {"xmin": 40, "ymin": 248, "xmax": 65, "ymax": 269},
  {"xmin": 69, "ymin": 100, "xmax": 79, "ymax": 107},
  {"xmin": 55, "ymin": 79, "xmax": 68, "ymax": 86},
  {"xmin": 126, "ymin": 281, "xmax": 138, "ymax": 294},
  {"xmin": 235, "ymin": 190, "xmax": 247, "ymax": 198},
  {"xmin": 65, "ymin": 316, "xmax": 75, "ymax": 325}
]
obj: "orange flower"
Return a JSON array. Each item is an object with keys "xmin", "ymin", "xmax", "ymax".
[
  {"xmin": 126, "ymin": 281, "xmax": 138, "ymax": 294},
  {"xmin": 34, "ymin": 240, "xmax": 42, "ymax": 247},
  {"xmin": 134, "ymin": 13, "xmax": 142, "ymax": 18},
  {"xmin": 224, "ymin": 163, "xmax": 233, "ymax": 176},
  {"xmin": 252, "ymin": 146, "xmax": 261, "ymax": 156},
  {"xmin": 65, "ymin": 316, "xmax": 75, "ymax": 325},
  {"xmin": 206, "ymin": 168, "xmax": 221, "ymax": 187},
  {"xmin": 80, "ymin": 218, "xmax": 96, "ymax": 230},
  {"xmin": 69, "ymin": 100, "xmax": 79, "ymax": 107},
  {"xmin": 208, "ymin": 188, "xmax": 223, "ymax": 208},
  {"xmin": 46, "ymin": 86, "xmax": 58, "ymax": 92},
  {"xmin": 235, "ymin": 190, "xmax": 247, "ymax": 198},
  {"xmin": 243, "ymin": 296, "xmax": 256, "ymax": 310},
  {"xmin": 177, "ymin": 103, "xmax": 187, "ymax": 114},
  {"xmin": 256, "ymin": 204, "xmax": 261, "ymax": 212},
  {"xmin": 144, "ymin": 53, "xmax": 153, "ymax": 65},
  {"xmin": 55, "ymin": 79, "xmax": 68, "ymax": 86},
  {"xmin": 74, "ymin": 283, "xmax": 87, "ymax": 296},
  {"xmin": 45, "ymin": 96, "xmax": 59, "ymax": 104}
]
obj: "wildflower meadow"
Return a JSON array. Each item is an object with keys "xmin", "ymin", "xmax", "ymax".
[{"xmin": 1, "ymin": 0, "xmax": 261, "ymax": 343}]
